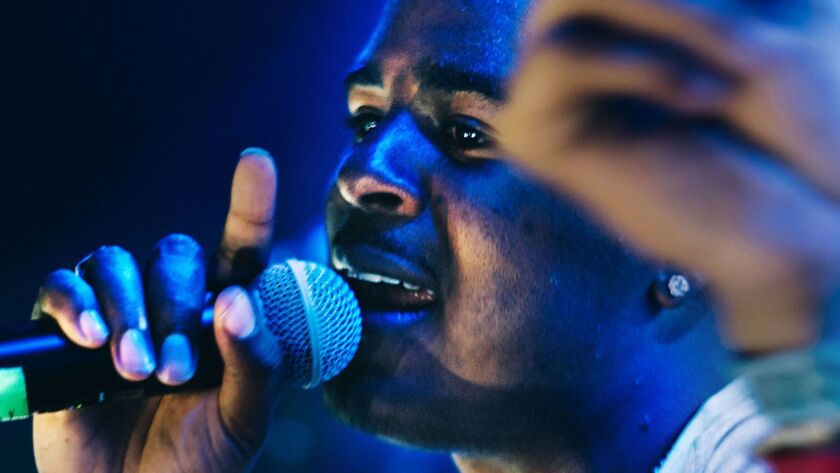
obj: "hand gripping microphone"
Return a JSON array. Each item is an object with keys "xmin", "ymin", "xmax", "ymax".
[{"xmin": 0, "ymin": 260, "xmax": 362, "ymax": 421}]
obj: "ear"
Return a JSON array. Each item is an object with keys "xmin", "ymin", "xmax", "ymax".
[{"xmin": 647, "ymin": 269, "xmax": 712, "ymax": 343}]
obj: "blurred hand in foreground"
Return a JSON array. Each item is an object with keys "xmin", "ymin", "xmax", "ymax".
[{"xmin": 499, "ymin": 0, "xmax": 840, "ymax": 352}]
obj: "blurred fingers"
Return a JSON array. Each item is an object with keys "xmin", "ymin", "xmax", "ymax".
[
  {"xmin": 519, "ymin": 0, "xmax": 840, "ymax": 200},
  {"xmin": 524, "ymin": 0, "xmax": 748, "ymax": 74},
  {"xmin": 723, "ymin": 52, "xmax": 840, "ymax": 200},
  {"xmin": 502, "ymin": 1, "xmax": 739, "ymax": 178},
  {"xmin": 144, "ymin": 234, "xmax": 206, "ymax": 386},
  {"xmin": 536, "ymin": 42, "xmax": 729, "ymax": 113},
  {"xmin": 500, "ymin": 37, "xmax": 732, "ymax": 165}
]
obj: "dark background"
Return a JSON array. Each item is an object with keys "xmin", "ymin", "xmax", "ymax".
[{"xmin": 0, "ymin": 1, "xmax": 456, "ymax": 471}]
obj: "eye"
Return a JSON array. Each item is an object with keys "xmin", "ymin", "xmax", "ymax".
[
  {"xmin": 347, "ymin": 107, "xmax": 385, "ymax": 142},
  {"xmin": 444, "ymin": 115, "xmax": 496, "ymax": 159}
]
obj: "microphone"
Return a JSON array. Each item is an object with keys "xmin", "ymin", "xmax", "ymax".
[{"xmin": 0, "ymin": 260, "xmax": 362, "ymax": 421}]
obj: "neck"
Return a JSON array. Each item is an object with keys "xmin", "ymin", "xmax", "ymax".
[
  {"xmin": 451, "ymin": 347, "xmax": 731, "ymax": 473},
  {"xmin": 452, "ymin": 451, "xmax": 585, "ymax": 473},
  {"xmin": 449, "ymin": 402, "xmax": 691, "ymax": 473},
  {"xmin": 449, "ymin": 397, "xmax": 707, "ymax": 473}
]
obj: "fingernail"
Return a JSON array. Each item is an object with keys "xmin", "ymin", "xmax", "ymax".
[
  {"xmin": 118, "ymin": 329, "xmax": 155, "ymax": 377},
  {"xmin": 78, "ymin": 309, "xmax": 109, "ymax": 345},
  {"xmin": 219, "ymin": 290, "xmax": 255, "ymax": 339},
  {"xmin": 240, "ymin": 147, "xmax": 272, "ymax": 159},
  {"xmin": 157, "ymin": 333, "xmax": 195, "ymax": 385}
]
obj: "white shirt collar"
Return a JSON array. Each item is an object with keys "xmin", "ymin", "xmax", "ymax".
[{"xmin": 656, "ymin": 378, "xmax": 777, "ymax": 473}]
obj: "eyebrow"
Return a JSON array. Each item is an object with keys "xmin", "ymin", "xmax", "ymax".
[
  {"xmin": 415, "ymin": 62, "xmax": 505, "ymax": 101},
  {"xmin": 344, "ymin": 62, "xmax": 505, "ymax": 101},
  {"xmin": 344, "ymin": 64, "xmax": 384, "ymax": 89}
]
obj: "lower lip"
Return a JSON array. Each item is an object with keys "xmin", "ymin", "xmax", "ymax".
[{"xmin": 361, "ymin": 308, "xmax": 431, "ymax": 328}]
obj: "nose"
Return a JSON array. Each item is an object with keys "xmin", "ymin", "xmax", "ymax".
[
  {"xmin": 335, "ymin": 113, "xmax": 426, "ymax": 219},
  {"xmin": 338, "ymin": 173, "xmax": 421, "ymax": 217}
]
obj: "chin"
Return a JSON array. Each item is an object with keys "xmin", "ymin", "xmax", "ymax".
[
  {"xmin": 322, "ymin": 365, "xmax": 464, "ymax": 451},
  {"xmin": 322, "ymin": 357, "xmax": 574, "ymax": 455}
]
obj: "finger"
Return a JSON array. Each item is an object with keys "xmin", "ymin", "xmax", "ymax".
[
  {"xmin": 524, "ymin": 0, "xmax": 751, "ymax": 75},
  {"xmin": 536, "ymin": 42, "xmax": 730, "ymax": 113},
  {"xmin": 35, "ymin": 269, "xmax": 109, "ymax": 349},
  {"xmin": 79, "ymin": 246, "xmax": 156, "ymax": 381},
  {"xmin": 523, "ymin": 0, "xmax": 840, "ymax": 200},
  {"xmin": 723, "ymin": 49, "xmax": 840, "ymax": 200},
  {"xmin": 213, "ymin": 286, "xmax": 283, "ymax": 453},
  {"xmin": 210, "ymin": 148, "xmax": 277, "ymax": 291},
  {"xmin": 499, "ymin": 42, "xmax": 731, "ymax": 161},
  {"xmin": 144, "ymin": 234, "xmax": 206, "ymax": 386}
]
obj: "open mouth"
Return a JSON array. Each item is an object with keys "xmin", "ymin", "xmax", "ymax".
[{"xmin": 331, "ymin": 247, "xmax": 437, "ymax": 327}]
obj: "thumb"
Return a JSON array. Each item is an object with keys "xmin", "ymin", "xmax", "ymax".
[{"xmin": 213, "ymin": 286, "xmax": 284, "ymax": 453}]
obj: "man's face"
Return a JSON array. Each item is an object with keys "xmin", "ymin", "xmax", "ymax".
[{"xmin": 324, "ymin": 0, "xmax": 657, "ymax": 452}]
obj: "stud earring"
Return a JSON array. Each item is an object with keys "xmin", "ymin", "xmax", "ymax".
[{"xmin": 651, "ymin": 269, "xmax": 693, "ymax": 308}]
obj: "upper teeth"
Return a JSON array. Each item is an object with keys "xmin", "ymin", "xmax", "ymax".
[
  {"xmin": 355, "ymin": 271, "xmax": 385, "ymax": 284},
  {"xmin": 347, "ymin": 269, "xmax": 428, "ymax": 292},
  {"xmin": 333, "ymin": 254, "xmax": 431, "ymax": 293}
]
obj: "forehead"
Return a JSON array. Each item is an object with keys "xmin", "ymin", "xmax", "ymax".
[{"xmin": 357, "ymin": 0, "xmax": 530, "ymax": 81}]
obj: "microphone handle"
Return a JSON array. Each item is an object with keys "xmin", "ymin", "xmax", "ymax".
[{"xmin": 0, "ymin": 308, "xmax": 222, "ymax": 422}]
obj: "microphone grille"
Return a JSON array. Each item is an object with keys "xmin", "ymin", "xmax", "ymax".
[{"xmin": 253, "ymin": 260, "xmax": 361, "ymax": 389}]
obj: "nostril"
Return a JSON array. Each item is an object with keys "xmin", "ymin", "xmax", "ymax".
[
  {"xmin": 337, "ymin": 174, "xmax": 420, "ymax": 217},
  {"xmin": 359, "ymin": 192, "xmax": 404, "ymax": 211}
]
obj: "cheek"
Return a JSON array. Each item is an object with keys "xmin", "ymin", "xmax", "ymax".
[{"xmin": 428, "ymin": 192, "xmax": 557, "ymax": 388}]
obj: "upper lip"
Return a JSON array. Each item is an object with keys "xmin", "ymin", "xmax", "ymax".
[{"xmin": 330, "ymin": 244, "xmax": 438, "ymax": 294}]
